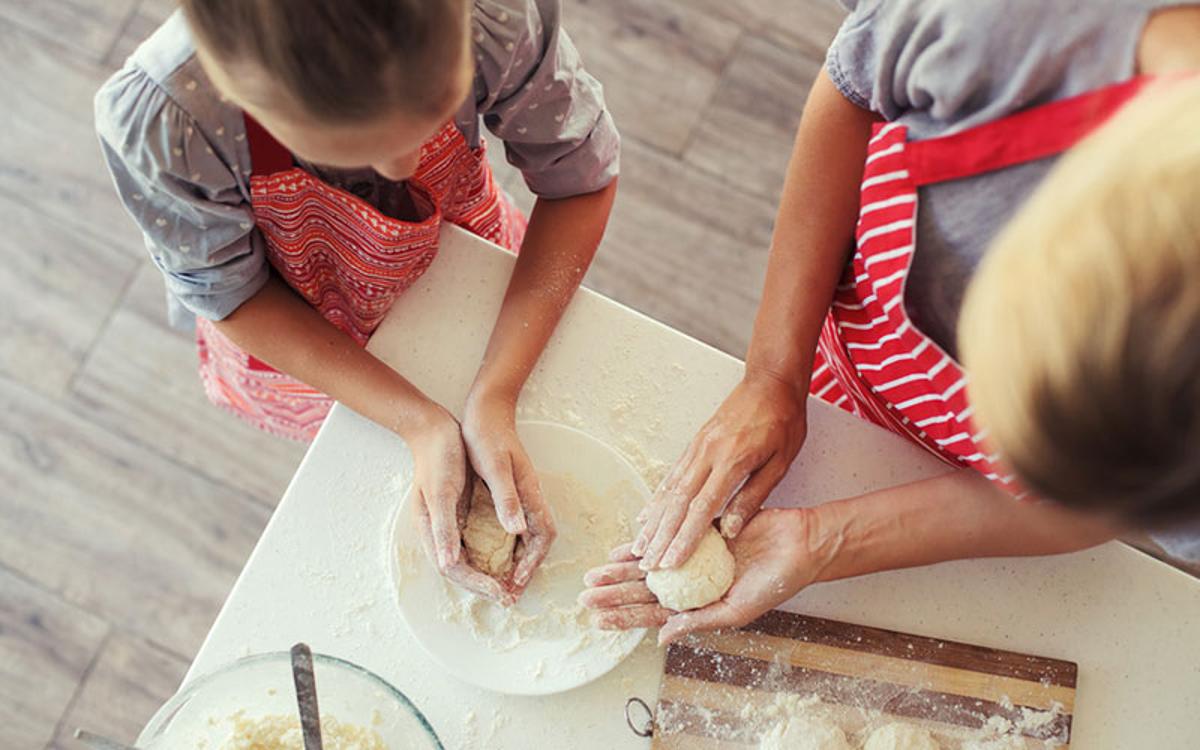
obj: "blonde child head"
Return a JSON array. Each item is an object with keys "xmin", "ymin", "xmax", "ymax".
[{"xmin": 960, "ymin": 79, "xmax": 1200, "ymax": 525}]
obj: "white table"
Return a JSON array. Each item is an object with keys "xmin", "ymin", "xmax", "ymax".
[{"xmin": 184, "ymin": 226, "xmax": 1200, "ymax": 749}]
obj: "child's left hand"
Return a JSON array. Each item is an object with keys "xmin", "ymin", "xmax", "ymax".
[{"xmin": 461, "ymin": 391, "xmax": 557, "ymax": 598}]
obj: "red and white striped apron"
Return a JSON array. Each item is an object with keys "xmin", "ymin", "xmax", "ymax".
[
  {"xmin": 196, "ymin": 116, "xmax": 526, "ymax": 441},
  {"xmin": 809, "ymin": 77, "xmax": 1153, "ymax": 494}
]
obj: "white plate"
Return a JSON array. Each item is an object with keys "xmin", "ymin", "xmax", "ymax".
[{"xmin": 389, "ymin": 420, "xmax": 649, "ymax": 695}]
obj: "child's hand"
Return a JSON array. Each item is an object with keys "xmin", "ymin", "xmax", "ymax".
[
  {"xmin": 407, "ymin": 401, "xmax": 514, "ymax": 606},
  {"xmin": 632, "ymin": 369, "xmax": 808, "ymax": 571},
  {"xmin": 580, "ymin": 509, "xmax": 822, "ymax": 645},
  {"xmin": 461, "ymin": 392, "xmax": 557, "ymax": 597}
]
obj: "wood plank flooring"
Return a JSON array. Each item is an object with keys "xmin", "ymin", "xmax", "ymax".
[{"xmin": 2, "ymin": 2, "xmax": 1194, "ymax": 749}]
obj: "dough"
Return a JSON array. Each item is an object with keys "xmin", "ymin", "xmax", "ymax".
[
  {"xmin": 863, "ymin": 723, "xmax": 940, "ymax": 750},
  {"xmin": 645, "ymin": 528, "xmax": 735, "ymax": 611},
  {"xmin": 759, "ymin": 715, "xmax": 852, "ymax": 750},
  {"xmin": 461, "ymin": 477, "xmax": 517, "ymax": 578}
]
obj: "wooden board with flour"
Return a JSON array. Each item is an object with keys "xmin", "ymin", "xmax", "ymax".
[{"xmin": 648, "ymin": 611, "xmax": 1076, "ymax": 749}]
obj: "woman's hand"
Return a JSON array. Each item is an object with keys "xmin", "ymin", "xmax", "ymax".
[
  {"xmin": 632, "ymin": 369, "xmax": 808, "ymax": 572},
  {"xmin": 581, "ymin": 509, "xmax": 824, "ymax": 645},
  {"xmin": 407, "ymin": 401, "xmax": 515, "ymax": 606},
  {"xmin": 461, "ymin": 390, "xmax": 557, "ymax": 597}
]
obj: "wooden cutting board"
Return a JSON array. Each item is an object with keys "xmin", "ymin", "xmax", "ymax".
[{"xmin": 649, "ymin": 611, "xmax": 1076, "ymax": 749}]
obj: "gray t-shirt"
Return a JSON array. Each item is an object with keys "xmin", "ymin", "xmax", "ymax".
[
  {"xmin": 826, "ymin": 0, "xmax": 1200, "ymax": 562},
  {"xmin": 95, "ymin": 0, "xmax": 619, "ymax": 329},
  {"xmin": 826, "ymin": 0, "xmax": 1186, "ymax": 358}
]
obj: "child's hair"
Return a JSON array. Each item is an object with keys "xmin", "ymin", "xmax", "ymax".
[
  {"xmin": 959, "ymin": 79, "xmax": 1200, "ymax": 526},
  {"xmin": 181, "ymin": 0, "xmax": 470, "ymax": 123}
]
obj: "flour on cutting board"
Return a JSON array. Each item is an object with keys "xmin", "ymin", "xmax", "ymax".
[{"xmin": 654, "ymin": 676, "xmax": 1068, "ymax": 750}]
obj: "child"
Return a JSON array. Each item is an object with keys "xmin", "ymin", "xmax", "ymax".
[
  {"xmin": 582, "ymin": 1, "xmax": 1200, "ymax": 643},
  {"xmin": 95, "ymin": 0, "xmax": 620, "ymax": 605}
]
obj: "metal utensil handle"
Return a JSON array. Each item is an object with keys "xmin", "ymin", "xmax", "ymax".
[
  {"xmin": 291, "ymin": 643, "xmax": 324, "ymax": 750},
  {"xmin": 73, "ymin": 729, "xmax": 139, "ymax": 750},
  {"xmin": 625, "ymin": 697, "xmax": 655, "ymax": 738}
]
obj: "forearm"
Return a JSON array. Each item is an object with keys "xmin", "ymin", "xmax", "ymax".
[
  {"xmin": 808, "ymin": 470, "xmax": 1121, "ymax": 583},
  {"xmin": 746, "ymin": 71, "xmax": 878, "ymax": 391},
  {"xmin": 213, "ymin": 275, "xmax": 440, "ymax": 437},
  {"xmin": 470, "ymin": 179, "xmax": 617, "ymax": 402}
]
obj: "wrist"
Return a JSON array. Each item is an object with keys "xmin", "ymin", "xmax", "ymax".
[
  {"xmin": 467, "ymin": 374, "xmax": 521, "ymax": 412},
  {"xmin": 803, "ymin": 502, "xmax": 854, "ymax": 585},
  {"xmin": 743, "ymin": 359, "xmax": 811, "ymax": 398},
  {"xmin": 392, "ymin": 396, "xmax": 454, "ymax": 442}
]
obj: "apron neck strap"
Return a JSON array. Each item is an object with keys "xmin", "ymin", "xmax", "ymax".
[
  {"xmin": 904, "ymin": 76, "xmax": 1155, "ymax": 187},
  {"xmin": 243, "ymin": 114, "xmax": 295, "ymax": 176}
]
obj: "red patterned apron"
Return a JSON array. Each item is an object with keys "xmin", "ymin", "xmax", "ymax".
[
  {"xmin": 197, "ymin": 116, "xmax": 527, "ymax": 441},
  {"xmin": 809, "ymin": 77, "xmax": 1152, "ymax": 495}
]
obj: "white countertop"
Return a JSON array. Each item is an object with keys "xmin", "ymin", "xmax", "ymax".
[{"xmin": 185, "ymin": 225, "xmax": 1200, "ymax": 749}]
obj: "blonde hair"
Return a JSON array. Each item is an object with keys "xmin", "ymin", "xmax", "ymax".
[{"xmin": 959, "ymin": 79, "xmax": 1200, "ymax": 524}]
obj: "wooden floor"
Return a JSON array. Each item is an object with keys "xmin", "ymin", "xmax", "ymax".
[{"xmin": 2, "ymin": 2, "xmax": 1192, "ymax": 749}]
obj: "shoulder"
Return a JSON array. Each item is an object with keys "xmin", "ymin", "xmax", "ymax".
[
  {"xmin": 95, "ymin": 11, "xmax": 244, "ymax": 175},
  {"xmin": 830, "ymin": 0, "xmax": 1164, "ymax": 132},
  {"xmin": 470, "ymin": 0, "xmax": 559, "ymax": 96}
]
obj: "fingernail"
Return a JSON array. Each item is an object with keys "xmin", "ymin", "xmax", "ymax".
[{"xmin": 720, "ymin": 513, "xmax": 743, "ymax": 538}]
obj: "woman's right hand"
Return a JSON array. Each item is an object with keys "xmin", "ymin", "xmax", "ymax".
[
  {"xmin": 632, "ymin": 368, "xmax": 808, "ymax": 572},
  {"xmin": 407, "ymin": 402, "xmax": 515, "ymax": 606}
]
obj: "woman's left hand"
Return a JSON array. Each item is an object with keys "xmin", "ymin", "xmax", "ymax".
[
  {"xmin": 461, "ymin": 390, "xmax": 557, "ymax": 597},
  {"xmin": 580, "ymin": 509, "xmax": 824, "ymax": 645}
]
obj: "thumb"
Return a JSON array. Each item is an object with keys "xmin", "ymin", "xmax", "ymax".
[
  {"xmin": 719, "ymin": 459, "xmax": 784, "ymax": 538},
  {"xmin": 474, "ymin": 454, "xmax": 527, "ymax": 535},
  {"xmin": 657, "ymin": 601, "xmax": 741, "ymax": 646}
]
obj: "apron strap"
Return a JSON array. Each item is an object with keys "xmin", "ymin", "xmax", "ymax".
[
  {"xmin": 243, "ymin": 114, "xmax": 295, "ymax": 176},
  {"xmin": 904, "ymin": 76, "xmax": 1154, "ymax": 187}
]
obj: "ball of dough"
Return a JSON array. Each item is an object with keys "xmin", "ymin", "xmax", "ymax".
[
  {"xmin": 645, "ymin": 528, "xmax": 735, "ymax": 611},
  {"xmin": 461, "ymin": 477, "xmax": 517, "ymax": 578},
  {"xmin": 759, "ymin": 716, "xmax": 852, "ymax": 750},
  {"xmin": 864, "ymin": 723, "xmax": 940, "ymax": 750}
]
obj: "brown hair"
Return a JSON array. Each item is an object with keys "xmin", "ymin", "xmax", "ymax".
[
  {"xmin": 182, "ymin": 0, "xmax": 471, "ymax": 123},
  {"xmin": 959, "ymin": 80, "xmax": 1200, "ymax": 526}
]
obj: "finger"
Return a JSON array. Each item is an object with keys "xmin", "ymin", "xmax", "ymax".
[
  {"xmin": 658, "ymin": 601, "xmax": 743, "ymax": 646},
  {"xmin": 430, "ymin": 486, "xmax": 464, "ymax": 569},
  {"xmin": 473, "ymin": 452, "xmax": 527, "ymax": 535},
  {"xmin": 443, "ymin": 561, "xmax": 515, "ymax": 607},
  {"xmin": 592, "ymin": 604, "xmax": 673, "ymax": 631},
  {"xmin": 417, "ymin": 492, "xmax": 460, "ymax": 570},
  {"xmin": 414, "ymin": 495, "xmax": 440, "ymax": 567},
  {"xmin": 660, "ymin": 467, "xmax": 751, "ymax": 569},
  {"xmin": 636, "ymin": 435, "xmax": 703, "ymax": 528},
  {"xmin": 656, "ymin": 435, "xmax": 702, "ymax": 503},
  {"xmin": 640, "ymin": 467, "xmax": 713, "ymax": 570},
  {"xmin": 511, "ymin": 502, "xmax": 556, "ymax": 589},
  {"xmin": 583, "ymin": 560, "xmax": 644, "ymax": 588},
  {"xmin": 719, "ymin": 456, "xmax": 787, "ymax": 538},
  {"xmin": 631, "ymin": 500, "xmax": 667, "ymax": 558},
  {"xmin": 578, "ymin": 580, "xmax": 657, "ymax": 609},
  {"xmin": 608, "ymin": 542, "xmax": 637, "ymax": 562}
]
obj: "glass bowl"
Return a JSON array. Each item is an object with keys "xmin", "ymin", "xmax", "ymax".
[{"xmin": 137, "ymin": 651, "xmax": 443, "ymax": 749}]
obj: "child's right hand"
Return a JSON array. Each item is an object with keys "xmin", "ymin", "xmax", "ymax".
[{"xmin": 408, "ymin": 402, "xmax": 515, "ymax": 606}]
